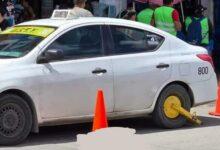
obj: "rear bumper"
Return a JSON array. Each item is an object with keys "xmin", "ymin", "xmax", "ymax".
[{"xmin": 189, "ymin": 74, "xmax": 218, "ymax": 106}]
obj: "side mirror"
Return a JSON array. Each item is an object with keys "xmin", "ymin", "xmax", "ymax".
[{"xmin": 37, "ymin": 49, "xmax": 64, "ymax": 64}]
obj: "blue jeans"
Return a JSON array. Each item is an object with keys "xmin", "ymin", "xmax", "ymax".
[
  {"xmin": 99, "ymin": 3, "xmax": 117, "ymax": 18},
  {"xmin": 6, "ymin": 16, "xmax": 15, "ymax": 27}
]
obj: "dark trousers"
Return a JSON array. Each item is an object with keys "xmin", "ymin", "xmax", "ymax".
[{"xmin": 135, "ymin": 1, "xmax": 148, "ymax": 13}]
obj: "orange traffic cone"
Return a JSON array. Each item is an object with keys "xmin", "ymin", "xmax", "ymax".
[
  {"xmin": 92, "ymin": 90, "xmax": 108, "ymax": 131},
  {"xmin": 209, "ymin": 85, "xmax": 220, "ymax": 116}
]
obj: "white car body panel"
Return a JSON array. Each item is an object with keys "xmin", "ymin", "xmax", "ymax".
[
  {"xmin": 38, "ymin": 57, "xmax": 114, "ymax": 118},
  {"xmin": 111, "ymin": 39, "xmax": 171, "ymax": 112},
  {"xmin": 0, "ymin": 17, "xmax": 217, "ymax": 127}
]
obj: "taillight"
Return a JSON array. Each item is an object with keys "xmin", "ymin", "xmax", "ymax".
[{"xmin": 197, "ymin": 54, "xmax": 214, "ymax": 68}]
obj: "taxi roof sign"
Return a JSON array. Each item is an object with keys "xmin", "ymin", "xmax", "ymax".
[
  {"xmin": 51, "ymin": 10, "xmax": 78, "ymax": 20},
  {"xmin": 1, "ymin": 26, "xmax": 55, "ymax": 37}
]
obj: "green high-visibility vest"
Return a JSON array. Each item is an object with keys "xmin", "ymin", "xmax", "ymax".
[
  {"xmin": 137, "ymin": 8, "xmax": 154, "ymax": 25},
  {"xmin": 185, "ymin": 16, "xmax": 209, "ymax": 45},
  {"xmin": 154, "ymin": 6, "xmax": 177, "ymax": 36}
]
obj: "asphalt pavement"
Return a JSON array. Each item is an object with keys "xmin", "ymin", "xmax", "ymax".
[{"xmin": 2, "ymin": 102, "xmax": 220, "ymax": 150}]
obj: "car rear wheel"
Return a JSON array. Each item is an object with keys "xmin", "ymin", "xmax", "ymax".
[
  {"xmin": 153, "ymin": 84, "xmax": 191, "ymax": 128},
  {"xmin": 0, "ymin": 94, "xmax": 32, "ymax": 145}
]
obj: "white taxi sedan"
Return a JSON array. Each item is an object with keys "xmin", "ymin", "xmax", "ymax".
[{"xmin": 0, "ymin": 12, "xmax": 217, "ymax": 145}]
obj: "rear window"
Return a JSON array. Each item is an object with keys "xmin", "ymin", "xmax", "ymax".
[{"xmin": 110, "ymin": 26, "xmax": 164, "ymax": 55}]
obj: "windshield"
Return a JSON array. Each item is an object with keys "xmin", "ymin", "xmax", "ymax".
[
  {"xmin": 0, "ymin": 26, "xmax": 56, "ymax": 58},
  {"xmin": 0, "ymin": 34, "xmax": 43, "ymax": 58}
]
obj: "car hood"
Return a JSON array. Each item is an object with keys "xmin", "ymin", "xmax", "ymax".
[{"xmin": 0, "ymin": 59, "xmax": 16, "ymax": 69}]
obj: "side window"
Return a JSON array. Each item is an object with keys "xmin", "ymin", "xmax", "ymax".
[
  {"xmin": 46, "ymin": 25, "xmax": 102, "ymax": 60},
  {"xmin": 110, "ymin": 26, "xmax": 164, "ymax": 55}
]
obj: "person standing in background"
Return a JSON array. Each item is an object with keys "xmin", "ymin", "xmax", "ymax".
[
  {"xmin": 55, "ymin": 0, "xmax": 72, "ymax": 9},
  {"xmin": 137, "ymin": 2, "xmax": 158, "ymax": 25},
  {"xmin": 0, "ymin": 0, "xmax": 14, "ymax": 26},
  {"xmin": 99, "ymin": 0, "xmax": 127, "ymax": 18},
  {"xmin": 14, "ymin": 0, "xmax": 24, "ymax": 24},
  {"xmin": 122, "ymin": 10, "xmax": 136, "ymax": 21},
  {"xmin": 0, "ymin": 8, "xmax": 10, "ymax": 31},
  {"xmin": 70, "ymin": 0, "xmax": 93, "ymax": 18},
  {"xmin": 5, "ymin": 0, "xmax": 15, "ymax": 26},
  {"xmin": 134, "ymin": 0, "xmax": 148, "ymax": 14},
  {"xmin": 21, "ymin": 0, "xmax": 35, "ymax": 21},
  {"xmin": 126, "ymin": 0, "xmax": 135, "ymax": 11},
  {"xmin": 89, "ymin": 0, "xmax": 99, "ymax": 16},
  {"xmin": 151, "ymin": 0, "xmax": 182, "ymax": 36},
  {"xmin": 185, "ymin": 5, "xmax": 213, "ymax": 55}
]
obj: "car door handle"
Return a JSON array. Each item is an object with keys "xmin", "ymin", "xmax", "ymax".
[
  {"xmin": 156, "ymin": 63, "xmax": 170, "ymax": 69},
  {"xmin": 92, "ymin": 68, "xmax": 107, "ymax": 74}
]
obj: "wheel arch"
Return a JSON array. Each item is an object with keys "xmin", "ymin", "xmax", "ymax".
[
  {"xmin": 159, "ymin": 81, "xmax": 195, "ymax": 107},
  {"xmin": 0, "ymin": 89, "xmax": 39, "ymax": 133}
]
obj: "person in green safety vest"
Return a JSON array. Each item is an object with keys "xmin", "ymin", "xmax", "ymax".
[
  {"xmin": 151, "ymin": 0, "xmax": 182, "ymax": 36},
  {"xmin": 137, "ymin": 2, "xmax": 158, "ymax": 25},
  {"xmin": 184, "ymin": 5, "xmax": 213, "ymax": 53}
]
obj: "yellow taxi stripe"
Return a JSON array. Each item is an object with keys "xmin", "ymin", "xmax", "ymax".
[{"xmin": 1, "ymin": 26, "xmax": 55, "ymax": 38}]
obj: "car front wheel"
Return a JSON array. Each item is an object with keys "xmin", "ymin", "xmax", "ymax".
[{"xmin": 0, "ymin": 94, "xmax": 32, "ymax": 145}]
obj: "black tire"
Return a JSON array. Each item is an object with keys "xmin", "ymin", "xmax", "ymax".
[
  {"xmin": 0, "ymin": 94, "xmax": 32, "ymax": 145},
  {"xmin": 153, "ymin": 84, "xmax": 191, "ymax": 129}
]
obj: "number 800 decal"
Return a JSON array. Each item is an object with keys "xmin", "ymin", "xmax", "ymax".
[{"xmin": 198, "ymin": 67, "xmax": 208, "ymax": 75}]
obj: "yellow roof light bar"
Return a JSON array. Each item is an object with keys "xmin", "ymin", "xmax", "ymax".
[{"xmin": 1, "ymin": 26, "xmax": 55, "ymax": 38}]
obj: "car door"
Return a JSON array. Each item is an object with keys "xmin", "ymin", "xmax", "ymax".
[
  {"xmin": 38, "ymin": 25, "xmax": 114, "ymax": 118},
  {"xmin": 108, "ymin": 25, "xmax": 171, "ymax": 112}
]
